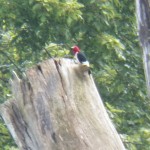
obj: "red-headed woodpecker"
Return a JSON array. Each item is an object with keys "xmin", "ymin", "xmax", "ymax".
[{"xmin": 71, "ymin": 46, "xmax": 90, "ymax": 68}]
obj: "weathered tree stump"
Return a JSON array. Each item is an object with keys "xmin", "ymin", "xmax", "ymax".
[
  {"xmin": 0, "ymin": 58, "xmax": 125, "ymax": 150},
  {"xmin": 136, "ymin": 0, "xmax": 150, "ymax": 96}
]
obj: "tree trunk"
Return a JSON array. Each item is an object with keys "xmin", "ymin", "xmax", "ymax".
[
  {"xmin": 0, "ymin": 58, "xmax": 125, "ymax": 150},
  {"xmin": 136, "ymin": 0, "xmax": 150, "ymax": 96}
]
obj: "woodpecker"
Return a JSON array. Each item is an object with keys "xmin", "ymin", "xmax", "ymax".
[{"xmin": 71, "ymin": 46, "xmax": 90, "ymax": 67}]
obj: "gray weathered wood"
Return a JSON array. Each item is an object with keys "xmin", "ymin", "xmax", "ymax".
[
  {"xmin": 136, "ymin": 0, "xmax": 150, "ymax": 96},
  {"xmin": 0, "ymin": 58, "xmax": 125, "ymax": 150}
]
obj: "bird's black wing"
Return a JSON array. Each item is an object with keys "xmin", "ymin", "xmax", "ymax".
[{"xmin": 77, "ymin": 52, "xmax": 87, "ymax": 63}]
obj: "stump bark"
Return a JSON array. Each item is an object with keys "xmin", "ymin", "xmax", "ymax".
[{"xmin": 0, "ymin": 58, "xmax": 125, "ymax": 150}]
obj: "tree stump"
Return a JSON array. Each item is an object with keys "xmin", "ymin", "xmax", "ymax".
[
  {"xmin": 136, "ymin": 0, "xmax": 150, "ymax": 96},
  {"xmin": 0, "ymin": 58, "xmax": 125, "ymax": 150}
]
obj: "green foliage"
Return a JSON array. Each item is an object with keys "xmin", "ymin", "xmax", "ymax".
[
  {"xmin": 0, "ymin": 0, "xmax": 149, "ymax": 149},
  {"xmin": 0, "ymin": 117, "xmax": 17, "ymax": 149}
]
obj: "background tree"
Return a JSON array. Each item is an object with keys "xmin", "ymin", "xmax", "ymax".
[
  {"xmin": 136, "ymin": 0, "xmax": 150, "ymax": 97},
  {"xmin": 0, "ymin": 0, "xmax": 149, "ymax": 149}
]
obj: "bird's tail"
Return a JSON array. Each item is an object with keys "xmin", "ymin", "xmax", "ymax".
[{"xmin": 81, "ymin": 61, "xmax": 91, "ymax": 75}]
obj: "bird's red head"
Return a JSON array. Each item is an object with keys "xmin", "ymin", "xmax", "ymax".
[{"xmin": 72, "ymin": 46, "xmax": 80, "ymax": 54}]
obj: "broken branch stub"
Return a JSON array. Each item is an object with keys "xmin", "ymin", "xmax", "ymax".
[{"xmin": 0, "ymin": 58, "xmax": 125, "ymax": 150}]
